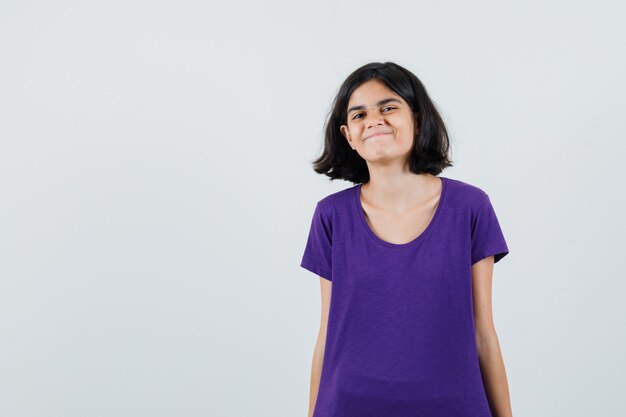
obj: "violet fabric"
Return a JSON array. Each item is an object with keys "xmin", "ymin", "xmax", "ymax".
[{"xmin": 300, "ymin": 176, "xmax": 510, "ymax": 417}]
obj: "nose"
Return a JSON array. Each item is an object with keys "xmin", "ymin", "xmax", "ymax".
[{"xmin": 365, "ymin": 114, "xmax": 385, "ymax": 129}]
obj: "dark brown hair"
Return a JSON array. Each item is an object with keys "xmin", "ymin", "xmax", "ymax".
[{"xmin": 311, "ymin": 61, "xmax": 453, "ymax": 184}]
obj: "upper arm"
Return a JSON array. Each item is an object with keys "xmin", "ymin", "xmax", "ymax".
[
  {"xmin": 300, "ymin": 202, "xmax": 333, "ymax": 282},
  {"xmin": 472, "ymin": 255, "xmax": 497, "ymax": 345},
  {"xmin": 470, "ymin": 192, "xmax": 509, "ymax": 266},
  {"xmin": 319, "ymin": 277, "xmax": 332, "ymax": 334}
]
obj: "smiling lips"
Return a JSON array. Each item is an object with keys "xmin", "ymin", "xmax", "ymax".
[{"xmin": 364, "ymin": 131, "xmax": 392, "ymax": 140}]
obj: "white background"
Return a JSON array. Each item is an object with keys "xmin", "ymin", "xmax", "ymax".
[{"xmin": 1, "ymin": 1, "xmax": 624, "ymax": 416}]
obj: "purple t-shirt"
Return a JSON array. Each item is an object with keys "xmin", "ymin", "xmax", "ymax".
[{"xmin": 300, "ymin": 176, "xmax": 510, "ymax": 417}]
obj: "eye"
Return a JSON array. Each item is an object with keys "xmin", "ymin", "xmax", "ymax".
[{"xmin": 351, "ymin": 107, "xmax": 396, "ymax": 120}]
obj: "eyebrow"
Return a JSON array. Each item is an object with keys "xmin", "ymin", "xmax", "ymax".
[{"xmin": 347, "ymin": 98, "xmax": 402, "ymax": 114}]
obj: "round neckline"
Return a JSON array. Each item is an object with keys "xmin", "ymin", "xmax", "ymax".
[{"xmin": 354, "ymin": 176, "xmax": 448, "ymax": 248}]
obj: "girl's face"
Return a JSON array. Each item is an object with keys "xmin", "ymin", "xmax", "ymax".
[{"xmin": 340, "ymin": 79, "xmax": 417, "ymax": 167}]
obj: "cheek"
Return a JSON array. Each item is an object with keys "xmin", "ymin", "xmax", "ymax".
[
  {"xmin": 400, "ymin": 119, "xmax": 416, "ymax": 136},
  {"xmin": 349, "ymin": 124, "xmax": 365, "ymax": 136}
]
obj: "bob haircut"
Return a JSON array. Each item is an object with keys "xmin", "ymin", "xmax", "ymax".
[{"xmin": 312, "ymin": 61, "xmax": 453, "ymax": 184}]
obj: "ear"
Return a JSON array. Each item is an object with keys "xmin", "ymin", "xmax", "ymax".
[{"xmin": 340, "ymin": 125, "xmax": 354, "ymax": 148}]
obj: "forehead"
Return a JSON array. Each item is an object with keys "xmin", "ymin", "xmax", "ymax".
[{"xmin": 347, "ymin": 79, "xmax": 402, "ymax": 106}]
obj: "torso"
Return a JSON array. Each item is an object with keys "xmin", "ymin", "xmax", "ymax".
[
  {"xmin": 359, "ymin": 176, "xmax": 443, "ymax": 245},
  {"xmin": 301, "ymin": 176, "xmax": 507, "ymax": 416}
]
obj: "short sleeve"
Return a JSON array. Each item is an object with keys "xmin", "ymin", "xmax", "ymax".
[
  {"xmin": 471, "ymin": 193, "xmax": 510, "ymax": 265},
  {"xmin": 300, "ymin": 202, "xmax": 333, "ymax": 281}
]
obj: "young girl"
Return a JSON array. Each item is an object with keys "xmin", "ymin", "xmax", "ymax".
[{"xmin": 300, "ymin": 62, "xmax": 513, "ymax": 417}]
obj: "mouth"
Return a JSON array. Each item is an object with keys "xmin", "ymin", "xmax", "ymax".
[{"xmin": 365, "ymin": 132, "xmax": 391, "ymax": 140}]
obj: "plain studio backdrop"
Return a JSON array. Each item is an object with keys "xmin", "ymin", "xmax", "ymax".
[{"xmin": 1, "ymin": 1, "xmax": 624, "ymax": 416}]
